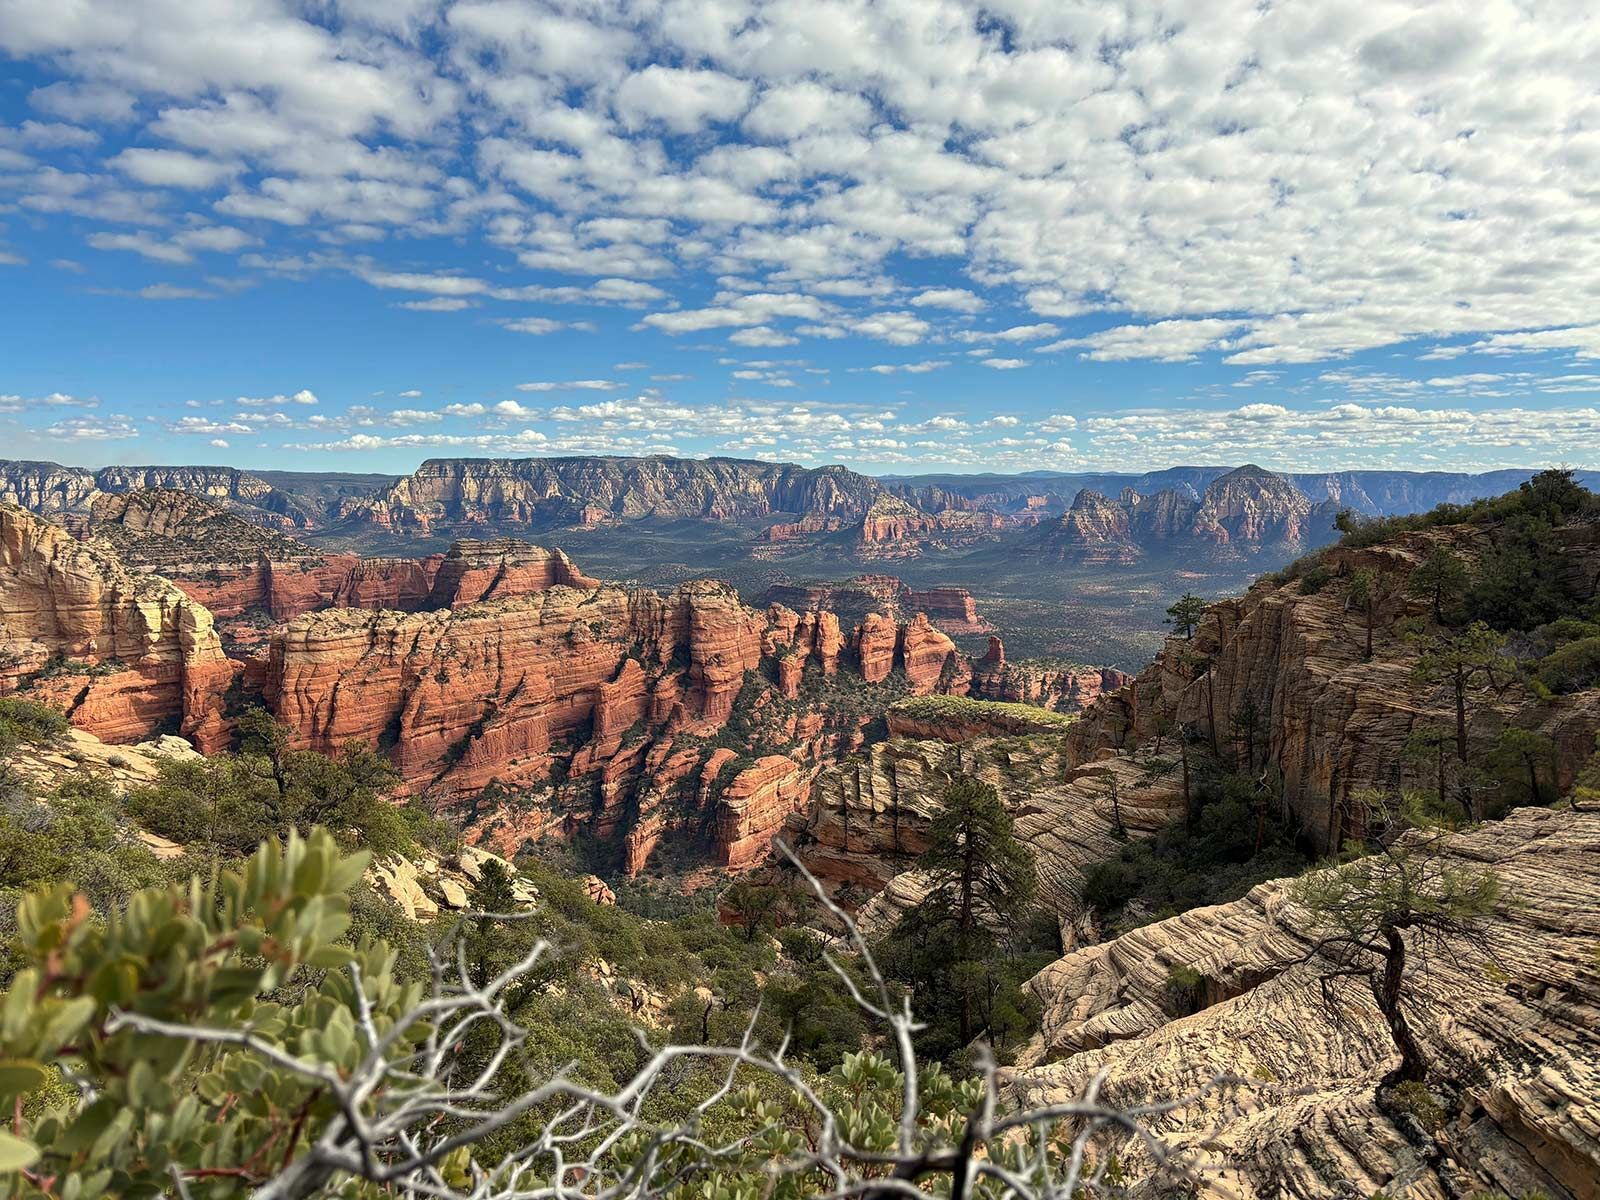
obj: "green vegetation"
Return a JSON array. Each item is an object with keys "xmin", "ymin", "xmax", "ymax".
[
  {"xmin": 1291, "ymin": 792, "xmax": 1502, "ymax": 1088},
  {"xmin": 1083, "ymin": 771, "xmax": 1309, "ymax": 936},
  {"xmin": 0, "ymin": 697, "xmax": 67, "ymax": 759},
  {"xmin": 879, "ymin": 779, "xmax": 1049, "ymax": 1061},
  {"xmin": 1164, "ymin": 591, "xmax": 1208, "ymax": 639},
  {"xmin": 124, "ymin": 706, "xmax": 448, "ymax": 859}
]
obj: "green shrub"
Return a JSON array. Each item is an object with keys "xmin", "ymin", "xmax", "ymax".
[
  {"xmin": 1162, "ymin": 964, "xmax": 1205, "ymax": 1016},
  {"xmin": 1536, "ymin": 636, "xmax": 1600, "ymax": 694},
  {"xmin": 1388, "ymin": 1080, "xmax": 1445, "ymax": 1131},
  {"xmin": 0, "ymin": 697, "xmax": 68, "ymax": 757},
  {"xmin": 1296, "ymin": 564, "xmax": 1336, "ymax": 595}
]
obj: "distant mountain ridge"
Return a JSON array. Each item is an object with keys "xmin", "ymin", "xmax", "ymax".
[
  {"xmin": 1017, "ymin": 464, "xmax": 1336, "ymax": 563},
  {"xmin": 1, "ymin": 456, "xmax": 1592, "ymax": 564},
  {"xmin": 334, "ymin": 455, "xmax": 888, "ymax": 536}
]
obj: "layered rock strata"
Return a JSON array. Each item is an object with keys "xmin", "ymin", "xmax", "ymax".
[
  {"xmin": 1064, "ymin": 521, "xmax": 1600, "ymax": 850},
  {"xmin": 0, "ymin": 504, "xmax": 235, "ymax": 750},
  {"xmin": 1010, "ymin": 807, "xmax": 1600, "ymax": 1200}
]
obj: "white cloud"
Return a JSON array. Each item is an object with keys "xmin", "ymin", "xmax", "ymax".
[
  {"xmin": 514, "ymin": 380, "xmax": 621, "ymax": 392},
  {"xmin": 614, "ymin": 66, "xmax": 751, "ymax": 133},
  {"xmin": 110, "ymin": 147, "xmax": 236, "ymax": 189},
  {"xmin": 908, "ymin": 287, "xmax": 984, "ymax": 313}
]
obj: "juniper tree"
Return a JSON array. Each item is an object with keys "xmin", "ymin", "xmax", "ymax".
[
  {"xmin": 1289, "ymin": 793, "xmax": 1502, "ymax": 1089},
  {"xmin": 1406, "ymin": 546, "xmax": 1470, "ymax": 625}
]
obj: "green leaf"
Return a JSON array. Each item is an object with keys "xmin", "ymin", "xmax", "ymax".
[
  {"xmin": 0, "ymin": 1131, "xmax": 41, "ymax": 1172},
  {"xmin": 0, "ymin": 1059, "xmax": 47, "ymax": 1100}
]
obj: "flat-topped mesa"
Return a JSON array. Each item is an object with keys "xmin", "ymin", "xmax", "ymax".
[
  {"xmin": 338, "ymin": 455, "xmax": 888, "ymax": 536},
  {"xmin": 0, "ymin": 503, "xmax": 234, "ymax": 750},
  {"xmin": 901, "ymin": 586, "xmax": 984, "ymax": 632}
]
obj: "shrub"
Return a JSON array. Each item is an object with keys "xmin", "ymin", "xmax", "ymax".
[
  {"xmin": 0, "ymin": 697, "xmax": 68, "ymax": 757},
  {"xmin": 1162, "ymin": 964, "xmax": 1205, "ymax": 1016},
  {"xmin": 1296, "ymin": 564, "xmax": 1337, "ymax": 595},
  {"xmin": 1536, "ymin": 636, "xmax": 1600, "ymax": 694}
]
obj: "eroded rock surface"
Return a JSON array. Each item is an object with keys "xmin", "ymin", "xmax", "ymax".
[
  {"xmin": 0, "ymin": 503, "xmax": 235, "ymax": 750},
  {"xmin": 1010, "ymin": 807, "xmax": 1600, "ymax": 1200}
]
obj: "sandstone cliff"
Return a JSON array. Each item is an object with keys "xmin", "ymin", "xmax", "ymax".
[
  {"xmin": 1064, "ymin": 519, "xmax": 1600, "ymax": 851},
  {"xmin": 1011, "ymin": 806, "xmax": 1600, "ymax": 1200},
  {"xmin": 0, "ymin": 460, "xmax": 317, "ymax": 530},
  {"xmin": 0, "ymin": 503, "xmax": 234, "ymax": 750},
  {"xmin": 968, "ymin": 636, "xmax": 1130, "ymax": 712},
  {"xmin": 260, "ymin": 572, "xmax": 997, "ymax": 872}
]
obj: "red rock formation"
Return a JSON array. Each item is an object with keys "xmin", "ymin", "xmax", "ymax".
[
  {"xmin": 969, "ymin": 637, "xmax": 1130, "ymax": 714},
  {"xmin": 716, "ymin": 755, "xmax": 809, "ymax": 870},
  {"xmin": 427, "ymin": 539, "xmax": 599, "ymax": 606},
  {"xmin": 0, "ymin": 504, "xmax": 234, "ymax": 750},
  {"xmin": 899, "ymin": 613, "xmax": 965, "ymax": 695},
  {"xmin": 854, "ymin": 612, "xmax": 898, "ymax": 683},
  {"xmin": 903, "ymin": 586, "xmax": 985, "ymax": 633}
]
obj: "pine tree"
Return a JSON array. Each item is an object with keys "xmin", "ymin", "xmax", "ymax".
[
  {"xmin": 1164, "ymin": 592, "xmax": 1208, "ymax": 640},
  {"xmin": 1410, "ymin": 622, "xmax": 1510, "ymax": 817},
  {"xmin": 1407, "ymin": 547, "xmax": 1470, "ymax": 625},
  {"xmin": 1346, "ymin": 568, "xmax": 1378, "ymax": 659},
  {"xmin": 1291, "ymin": 793, "xmax": 1501, "ymax": 1089},
  {"xmin": 916, "ymin": 779, "xmax": 1037, "ymax": 1045}
]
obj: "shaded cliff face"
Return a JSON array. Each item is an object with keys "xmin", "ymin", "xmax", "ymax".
[
  {"xmin": 1065, "ymin": 519, "xmax": 1600, "ymax": 851},
  {"xmin": 338, "ymin": 455, "xmax": 889, "ymax": 536},
  {"xmin": 1012, "ymin": 807, "xmax": 1600, "ymax": 1200},
  {"xmin": 0, "ymin": 504, "xmax": 234, "ymax": 751}
]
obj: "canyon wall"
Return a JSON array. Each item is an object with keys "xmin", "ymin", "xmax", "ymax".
[
  {"xmin": 339, "ymin": 456, "xmax": 888, "ymax": 535},
  {"xmin": 0, "ymin": 504, "xmax": 234, "ymax": 751},
  {"xmin": 1064, "ymin": 521, "xmax": 1600, "ymax": 850}
]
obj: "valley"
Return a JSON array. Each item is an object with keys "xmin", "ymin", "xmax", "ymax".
[{"xmin": 3, "ymin": 459, "xmax": 1599, "ymax": 1199}]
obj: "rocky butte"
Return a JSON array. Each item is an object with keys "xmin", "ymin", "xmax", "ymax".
[
  {"xmin": 1019, "ymin": 464, "xmax": 1340, "ymax": 564},
  {"xmin": 0, "ymin": 503, "xmax": 234, "ymax": 751}
]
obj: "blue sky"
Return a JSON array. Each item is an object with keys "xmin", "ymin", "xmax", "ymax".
[{"xmin": 2, "ymin": 0, "xmax": 1599, "ymax": 477}]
